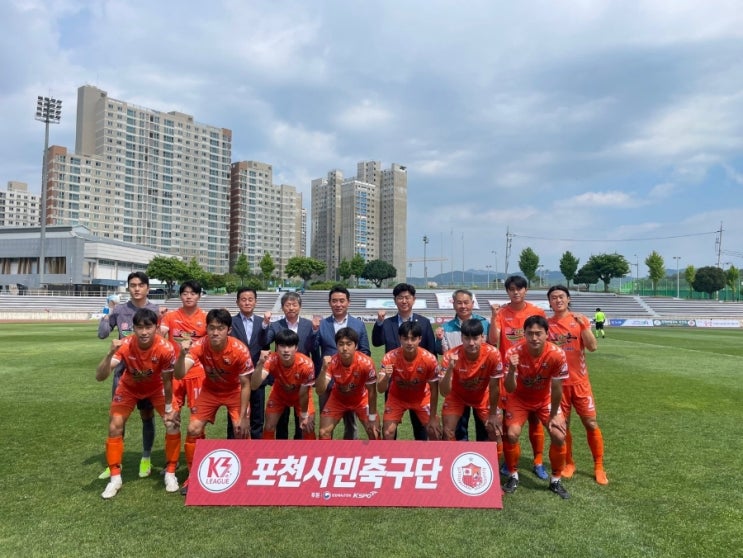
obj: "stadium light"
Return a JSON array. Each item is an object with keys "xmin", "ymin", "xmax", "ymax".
[
  {"xmin": 673, "ymin": 256, "xmax": 681, "ymax": 298},
  {"xmin": 422, "ymin": 235, "xmax": 429, "ymax": 288},
  {"xmin": 35, "ymin": 95, "xmax": 63, "ymax": 289},
  {"xmin": 491, "ymin": 250, "xmax": 498, "ymax": 287}
]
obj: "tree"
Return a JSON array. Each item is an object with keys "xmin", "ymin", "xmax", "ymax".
[
  {"xmin": 350, "ymin": 253, "xmax": 366, "ymax": 287},
  {"xmin": 574, "ymin": 264, "xmax": 599, "ymax": 292},
  {"xmin": 337, "ymin": 259, "xmax": 353, "ymax": 284},
  {"xmin": 146, "ymin": 256, "xmax": 186, "ymax": 297},
  {"xmin": 645, "ymin": 251, "xmax": 665, "ymax": 296},
  {"xmin": 691, "ymin": 266, "xmax": 726, "ymax": 299},
  {"xmin": 725, "ymin": 265, "xmax": 740, "ymax": 301},
  {"xmin": 183, "ymin": 258, "xmax": 206, "ymax": 283},
  {"xmin": 259, "ymin": 252, "xmax": 276, "ymax": 287},
  {"xmin": 684, "ymin": 265, "xmax": 696, "ymax": 298},
  {"xmin": 361, "ymin": 259, "xmax": 397, "ymax": 288},
  {"xmin": 559, "ymin": 251, "xmax": 580, "ymax": 288},
  {"xmin": 518, "ymin": 247, "xmax": 539, "ymax": 287},
  {"xmin": 285, "ymin": 257, "xmax": 326, "ymax": 287},
  {"xmin": 233, "ymin": 253, "xmax": 250, "ymax": 286},
  {"xmin": 582, "ymin": 253, "xmax": 630, "ymax": 293}
]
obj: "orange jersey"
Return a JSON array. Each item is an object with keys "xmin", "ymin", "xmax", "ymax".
[
  {"xmin": 161, "ymin": 307, "xmax": 207, "ymax": 380},
  {"xmin": 440, "ymin": 343, "xmax": 503, "ymax": 404},
  {"xmin": 495, "ymin": 302, "xmax": 546, "ymax": 356},
  {"xmin": 187, "ymin": 336, "xmax": 254, "ymax": 395},
  {"xmin": 381, "ymin": 347, "xmax": 439, "ymax": 404},
  {"xmin": 547, "ymin": 313, "xmax": 591, "ymax": 386},
  {"xmin": 114, "ymin": 335, "xmax": 175, "ymax": 394},
  {"xmin": 327, "ymin": 351, "xmax": 377, "ymax": 406},
  {"xmin": 504, "ymin": 340, "xmax": 568, "ymax": 406},
  {"xmin": 262, "ymin": 352, "xmax": 315, "ymax": 402}
]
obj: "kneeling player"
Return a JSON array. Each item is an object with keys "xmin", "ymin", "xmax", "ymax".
[
  {"xmin": 95, "ymin": 308, "xmax": 181, "ymax": 499},
  {"xmin": 251, "ymin": 329, "xmax": 317, "ymax": 439}
]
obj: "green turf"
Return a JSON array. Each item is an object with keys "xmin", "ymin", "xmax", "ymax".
[{"xmin": 0, "ymin": 323, "xmax": 741, "ymax": 557}]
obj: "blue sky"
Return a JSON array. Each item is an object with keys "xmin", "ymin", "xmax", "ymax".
[{"xmin": 2, "ymin": 0, "xmax": 742, "ymax": 277}]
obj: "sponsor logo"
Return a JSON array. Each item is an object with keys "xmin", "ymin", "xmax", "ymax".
[
  {"xmin": 450, "ymin": 452, "xmax": 493, "ymax": 496},
  {"xmin": 197, "ymin": 449, "xmax": 240, "ymax": 493}
]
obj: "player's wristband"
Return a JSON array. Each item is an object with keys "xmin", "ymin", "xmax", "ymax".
[
  {"xmin": 165, "ymin": 404, "xmax": 173, "ymax": 413},
  {"xmin": 368, "ymin": 413, "xmax": 377, "ymax": 421}
]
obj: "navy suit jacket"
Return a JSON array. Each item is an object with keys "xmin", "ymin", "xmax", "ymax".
[
  {"xmin": 371, "ymin": 313, "xmax": 436, "ymax": 354},
  {"xmin": 265, "ymin": 317, "xmax": 316, "ymax": 357},
  {"xmin": 312, "ymin": 315, "xmax": 371, "ymax": 372},
  {"xmin": 230, "ymin": 313, "xmax": 269, "ymax": 368}
]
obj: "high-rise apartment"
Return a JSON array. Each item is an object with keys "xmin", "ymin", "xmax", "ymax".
[
  {"xmin": 46, "ymin": 85, "xmax": 232, "ymax": 272},
  {"xmin": 0, "ymin": 182, "xmax": 40, "ymax": 228}
]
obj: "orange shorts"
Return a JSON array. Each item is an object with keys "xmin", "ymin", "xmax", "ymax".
[
  {"xmin": 191, "ymin": 389, "xmax": 243, "ymax": 426},
  {"xmin": 110, "ymin": 383, "xmax": 166, "ymax": 418},
  {"xmin": 441, "ymin": 391, "xmax": 490, "ymax": 424},
  {"xmin": 504, "ymin": 396, "xmax": 553, "ymax": 427},
  {"xmin": 173, "ymin": 375, "xmax": 204, "ymax": 413},
  {"xmin": 560, "ymin": 381, "xmax": 596, "ymax": 419},
  {"xmin": 321, "ymin": 392, "xmax": 369, "ymax": 421},
  {"xmin": 383, "ymin": 393, "xmax": 431, "ymax": 424},
  {"xmin": 266, "ymin": 387, "xmax": 315, "ymax": 416}
]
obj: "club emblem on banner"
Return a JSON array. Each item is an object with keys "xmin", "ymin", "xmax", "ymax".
[{"xmin": 451, "ymin": 452, "xmax": 493, "ymax": 496}]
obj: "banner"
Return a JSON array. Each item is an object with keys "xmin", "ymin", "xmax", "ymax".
[
  {"xmin": 186, "ymin": 440, "xmax": 502, "ymax": 509},
  {"xmin": 609, "ymin": 318, "xmax": 654, "ymax": 327},
  {"xmin": 694, "ymin": 319, "xmax": 742, "ymax": 328},
  {"xmin": 652, "ymin": 319, "xmax": 696, "ymax": 327}
]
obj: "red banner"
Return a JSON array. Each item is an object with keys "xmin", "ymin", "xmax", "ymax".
[{"xmin": 186, "ymin": 440, "xmax": 502, "ymax": 508}]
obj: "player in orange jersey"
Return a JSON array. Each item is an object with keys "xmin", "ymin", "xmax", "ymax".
[
  {"xmin": 251, "ymin": 329, "xmax": 317, "ymax": 440},
  {"xmin": 489, "ymin": 275, "xmax": 549, "ymax": 480},
  {"xmin": 175, "ymin": 308, "xmax": 254, "ymax": 495},
  {"xmin": 95, "ymin": 308, "xmax": 182, "ymax": 499},
  {"xmin": 316, "ymin": 327, "xmax": 379, "ymax": 440},
  {"xmin": 547, "ymin": 285, "xmax": 608, "ymax": 485},
  {"xmin": 501, "ymin": 315, "xmax": 570, "ymax": 499},
  {"xmin": 377, "ymin": 321, "xmax": 441, "ymax": 440},
  {"xmin": 439, "ymin": 319, "xmax": 503, "ymax": 444}
]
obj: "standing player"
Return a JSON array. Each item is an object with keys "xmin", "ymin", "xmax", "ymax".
[
  {"xmin": 547, "ymin": 286, "xmax": 608, "ymax": 485},
  {"xmin": 489, "ymin": 275, "xmax": 548, "ymax": 480},
  {"xmin": 316, "ymin": 327, "xmax": 379, "ymax": 440},
  {"xmin": 251, "ymin": 329, "xmax": 317, "ymax": 440},
  {"xmin": 439, "ymin": 319, "xmax": 503, "ymax": 444},
  {"xmin": 95, "ymin": 308, "xmax": 182, "ymax": 499},
  {"xmin": 594, "ymin": 308, "xmax": 607, "ymax": 338},
  {"xmin": 377, "ymin": 321, "xmax": 441, "ymax": 440},
  {"xmin": 97, "ymin": 271, "xmax": 160, "ymax": 480},
  {"xmin": 176, "ymin": 308, "xmax": 254, "ymax": 495},
  {"xmin": 501, "ymin": 315, "xmax": 570, "ymax": 499}
]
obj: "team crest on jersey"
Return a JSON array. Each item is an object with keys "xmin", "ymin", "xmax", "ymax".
[{"xmin": 451, "ymin": 452, "xmax": 493, "ymax": 496}]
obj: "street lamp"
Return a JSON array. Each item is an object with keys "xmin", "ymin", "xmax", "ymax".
[
  {"xmin": 673, "ymin": 256, "xmax": 681, "ymax": 298},
  {"xmin": 491, "ymin": 250, "xmax": 498, "ymax": 287},
  {"xmin": 633, "ymin": 254, "xmax": 639, "ymax": 295},
  {"xmin": 485, "ymin": 265, "xmax": 492, "ymax": 288},
  {"xmin": 423, "ymin": 235, "xmax": 429, "ymax": 289},
  {"xmin": 35, "ymin": 95, "xmax": 63, "ymax": 289}
]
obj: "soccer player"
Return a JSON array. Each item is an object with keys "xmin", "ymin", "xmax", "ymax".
[
  {"xmin": 594, "ymin": 308, "xmax": 607, "ymax": 338},
  {"xmin": 501, "ymin": 315, "xmax": 570, "ymax": 499},
  {"xmin": 434, "ymin": 289, "xmax": 490, "ymax": 441},
  {"xmin": 377, "ymin": 321, "xmax": 441, "ymax": 440},
  {"xmin": 489, "ymin": 275, "xmax": 549, "ymax": 480},
  {"xmin": 95, "ymin": 308, "xmax": 181, "ymax": 499},
  {"xmin": 439, "ymin": 319, "xmax": 503, "ymax": 444},
  {"xmin": 547, "ymin": 286, "xmax": 608, "ymax": 485},
  {"xmin": 251, "ymin": 329, "xmax": 317, "ymax": 440},
  {"xmin": 372, "ymin": 282, "xmax": 436, "ymax": 440},
  {"xmin": 97, "ymin": 271, "xmax": 160, "ymax": 480},
  {"xmin": 316, "ymin": 327, "xmax": 379, "ymax": 440},
  {"xmin": 176, "ymin": 308, "xmax": 254, "ymax": 495}
]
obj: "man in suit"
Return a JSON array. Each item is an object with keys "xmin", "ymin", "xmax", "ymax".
[
  {"xmin": 265, "ymin": 291, "xmax": 317, "ymax": 439},
  {"xmin": 372, "ymin": 282, "xmax": 436, "ymax": 440},
  {"xmin": 230, "ymin": 287, "xmax": 269, "ymax": 439},
  {"xmin": 311, "ymin": 285, "xmax": 371, "ymax": 440}
]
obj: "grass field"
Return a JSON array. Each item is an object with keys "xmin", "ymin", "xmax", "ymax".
[{"xmin": 0, "ymin": 322, "xmax": 741, "ymax": 557}]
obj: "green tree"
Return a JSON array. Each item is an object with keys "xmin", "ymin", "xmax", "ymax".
[
  {"xmin": 559, "ymin": 251, "xmax": 580, "ymax": 288},
  {"xmin": 725, "ymin": 265, "xmax": 740, "ymax": 301},
  {"xmin": 285, "ymin": 257, "xmax": 327, "ymax": 287},
  {"xmin": 645, "ymin": 251, "xmax": 665, "ymax": 296},
  {"xmin": 583, "ymin": 253, "xmax": 631, "ymax": 293},
  {"xmin": 146, "ymin": 256, "xmax": 187, "ymax": 297},
  {"xmin": 350, "ymin": 253, "xmax": 366, "ymax": 287},
  {"xmin": 184, "ymin": 258, "xmax": 206, "ymax": 283},
  {"xmin": 574, "ymin": 264, "xmax": 599, "ymax": 292},
  {"xmin": 259, "ymin": 252, "xmax": 276, "ymax": 287},
  {"xmin": 361, "ymin": 259, "xmax": 397, "ymax": 288},
  {"xmin": 518, "ymin": 247, "xmax": 539, "ymax": 286},
  {"xmin": 337, "ymin": 259, "xmax": 353, "ymax": 284},
  {"xmin": 691, "ymin": 266, "xmax": 726, "ymax": 299},
  {"xmin": 684, "ymin": 265, "xmax": 696, "ymax": 298},
  {"xmin": 233, "ymin": 253, "xmax": 250, "ymax": 286}
]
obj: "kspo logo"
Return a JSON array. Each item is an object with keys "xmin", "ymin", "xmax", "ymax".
[{"xmin": 197, "ymin": 449, "xmax": 241, "ymax": 493}]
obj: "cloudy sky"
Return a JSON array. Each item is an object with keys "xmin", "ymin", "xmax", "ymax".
[{"xmin": 3, "ymin": 0, "xmax": 742, "ymax": 278}]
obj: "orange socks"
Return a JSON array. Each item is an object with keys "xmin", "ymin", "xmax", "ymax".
[
  {"xmin": 502, "ymin": 440, "xmax": 521, "ymax": 474},
  {"xmin": 587, "ymin": 427, "xmax": 604, "ymax": 466},
  {"xmin": 262, "ymin": 430, "xmax": 276, "ymax": 440},
  {"xmin": 549, "ymin": 443, "xmax": 567, "ymax": 477},
  {"xmin": 528, "ymin": 418, "xmax": 545, "ymax": 465},
  {"xmin": 164, "ymin": 433, "xmax": 181, "ymax": 473},
  {"xmin": 106, "ymin": 436, "xmax": 124, "ymax": 475},
  {"xmin": 185, "ymin": 436, "xmax": 197, "ymax": 471}
]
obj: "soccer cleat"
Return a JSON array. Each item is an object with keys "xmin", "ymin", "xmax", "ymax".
[
  {"xmin": 139, "ymin": 457, "xmax": 152, "ymax": 478},
  {"xmin": 549, "ymin": 479, "xmax": 570, "ymax": 499},
  {"xmin": 500, "ymin": 462, "xmax": 510, "ymax": 477},
  {"xmin": 164, "ymin": 472, "xmax": 179, "ymax": 493},
  {"xmin": 502, "ymin": 475, "xmax": 519, "ymax": 494},
  {"xmin": 179, "ymin": 478, "xmax": 189, "ymax": 496},
  {"xmin": 101, "ymin": 476, "xmax": 122, "ymax": 499},
  {"xmin": 595, "ymin": 467, "xmax": 609, "ymax": 485},
  {"xmin": 562, "ymin": 462, "xmax": 576, "ymax": 478},
  {"xmin": 533, "ymin": 463, "xmax": 548, "ymax": 480},
  {"xmin": 98, "ymin": 466, "xmax": 111, "ymax": 480}
]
